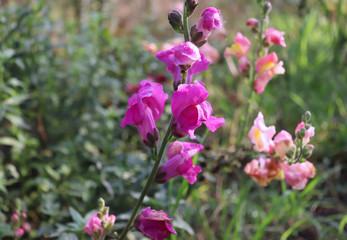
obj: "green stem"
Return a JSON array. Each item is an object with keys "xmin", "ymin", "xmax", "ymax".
[
  {"xmin": 183, "ymin": 1, "xmax": 189, "ymax": 42},
  {"xmin": 118, "ymin": 117, "xmax": 174, "ymax": 240}
]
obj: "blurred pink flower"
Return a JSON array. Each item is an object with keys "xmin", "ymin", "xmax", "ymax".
[
  {"xmin": 224, "ymin": 32, "xmax": 251, "ymax": 73},
  {"xmin": 248, "ymin": 112, "xmax": 276, "ymax": 154},
  {"xmin": 83, "ymin": 214, "xmax": 103, "ymax": 237},
  {"xmin": 195, "ymin": 7, "xmax": 223, "ymax": 41},
  {"xmin": 125, "ymin": 83, "xmax": 139, "ymax": 96},
  {"xmin": 254, "ymin": 52, "xmax": 285, "ymax": 94},
  {"xmin": 142, "ymin": 41, "xmax": 158, "ymax": 56},
  {"xmin": 264, "ymin": 28, "xmax": 286, "ymax": 47},
  {"xmin": 14, "ymin": 228, "xmax": 24, "ymax": 238},
  {"xmin": 156, "ymin": 141, "xmax": 203, "ymax": 184},
  {"xmin": 274, "ymin": 130, "xmax": 293, "ymax": 159},
  {"xmin": 244, "ymin": 157, "xmax": 283, "ymax": 186},
  {"xmin": 200, "ymin": 43, "xmax": 220, "ymax": 64},
  {"xmin": 21, "ymin": 221, "xmax": 31, "ymax": 233},
  {"xmin": 280, "ymin": 161, "xmax": 316, "ymax": 190},
  {"xmin": 295, "ymin": 121, "xmax": 315, "ymax": 146},
  {"xmin": 171, "ymin": 81, "xmax": 225, "ymax": 139},
  {"xmin": 121, "ymin": 80, "xmax": 168, "ymax": 145},
  {"xmin": 156, "ymin": 42, "xmax": 210, "ymax": 85},
  {"xmin": 135, "ymin": 207, "xmax": 177, "ymax": 240},
  {"xmin": 246, "ymin": 18, "xmax": 259, "ymax": 28},
  {"xmin": 11, "ymin": 213, "xmax": 20, "ymax": 224}
]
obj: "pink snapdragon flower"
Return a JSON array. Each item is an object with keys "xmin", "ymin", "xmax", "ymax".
[
  {"xmin": 156, "ymin": 42, "xmax": 210, "ymax": 85},
  {"xmin": 246, "ymin": 18, "xmax": 259, "ymax": 28},
  {"xmin": 244, "ymin": 157, "xmax": 283, "ymax": 186},
  {"xmin": 14, "ymin": 228, "xmax": 24, "ymax": 238},
  {"xmin": 264, "ymin": 28, "xmax": 286, "ymax": 47},
  {"xmin": 280, "ymin": 161, "xmax": 316, "ymax": 190},
  {"xmin": 134, "ymin": 207, "xmax": 177, "ymax": 240},
  {"xmin": 11, "ymin": 213, "xmax": 20, "ymax": 224},
  {"xmin": 171, "ymin": 81, "xmax": 225, "ymax": 139},
  {"xmin": 195, "ymin": 7, "xmax": 223, "ymax": 41},
  {"xmin": 224, "ymin": 32, "xmax": 251, "ymax": 73},
  {"xmin": 121, "ymin": 80, "xmax": 168, "ymax": 146},
  {"xmin": 83, "ymin": 214, "xmax": 103, "ymax": 237},
  {"xmin": 156, "ymin": 141, "xmax": 204, "ymax": 184},
  {"xmin": 21, "ymin": 221, "xmax": 31, "ymax": 233},
  {"xmin": 254, "ymin": 52, "xmax": 285, "ymax": 94},
  {"xmin": 248, "ymin": 112, "xmax": 276, "ymax": 154},
  {"xmin": 295, "ymin": 121, "xmax": 315, "ymax": 146},
  {"xmin": 274, "ymin": 130, "xmax": 294, "ymax": 159}
]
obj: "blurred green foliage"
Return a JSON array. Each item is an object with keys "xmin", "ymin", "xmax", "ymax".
[{"xmin": 0, "ymin": 0, "xmax": 346, "ymax": 239}]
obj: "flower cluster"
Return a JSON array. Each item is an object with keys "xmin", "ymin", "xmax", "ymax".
[
  {"xmin": 245, "ymin": 111, "xmax": 316, "ymax": 190},
  {"xmin": 83, "ymin": 198, "xmax": 116, "ymax": 240},
  {"xmin": 10, "ymin": 211, "xmax": 31, "ymax": 239},
  {"xmin": 119, "ymin": 1, "xmax": 225, "ymax": 239},
  {"xmin": 224, "ymin": 1, "xmax": 286, "ymax": 94}
]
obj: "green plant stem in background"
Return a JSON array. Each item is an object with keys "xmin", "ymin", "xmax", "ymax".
[
  {"xmin": 183, "ymin": 1, "xmax": 189, "ymax": 42},
  {"xmin": 118, "ymin": 117, "xmax": 173, "ymax": 240}
]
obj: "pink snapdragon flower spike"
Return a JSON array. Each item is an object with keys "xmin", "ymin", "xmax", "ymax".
[
  {"xmin": 156, "ymin": 141, "xmax": 204, "ymax": 184},
  {"xmin": 195, "ymin": 7, "xmax": 223, "ymax": 41},
  {"xmin": 171, "ymin": 81, "xmax": 225, "ymax": 139},
  {"xmin": 134, "ymin": 207, "xmax": 177, "ymax": 240},
  {"xmin": 295, "ymin": 121, "xmax": 315, "ymax": 146},
  {"xmin": 264, "ymin": 28, "xmax": 286, "ymax": 47},
  {"xmin": 14, "ymin": 228, "xmax": 24, "ymax": 238},
  {"xmin": 254, "ymin": 52, "xmax": 285, "ymax": 94},
  {"xmin": 274, "ymin": 130, "xmax": 293, "ymax": 159},
  {"xmin": 248, "ymin": 112, "xmax": 276, "ymax": 154},
  {"xmin": 280, "ymin": 161, "xmax": 316, "ymax": 190},
  {"xmin": 224, "ymin": 32, "xmax": 251, "ymax": 73},
  {"xmin": 156, "ymin": 42, "xmax": 210, "ymax": 86},
  {"xmin": 121, "ymin": 80, "xmax": 168, "ymax": 146},
  {"xmin": 244, "ymin": 157, "xmax": 283, "ymax": 186},
  {"xmin": 83, "ymin": 214, "xmax": 103, "ymax": 237}
]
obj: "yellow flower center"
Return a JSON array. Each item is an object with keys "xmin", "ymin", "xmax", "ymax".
[
  {"xmin": 254, "ymin": 129, "xmax": 264, "ymax": 149},
  {"xmin": 259, "ymin": 62, "xmax": 275, "ymax": 74},
  {"xmin": 230, "ymin": 43, "xmax": 243, "ymax": 57}
]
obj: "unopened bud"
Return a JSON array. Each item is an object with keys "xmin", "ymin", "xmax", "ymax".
[
  {"xmin": 263, "ymin": 2, "xmax": 272, "ymax": 16},
  {"xmin": 304, "ymin": 111, "xmax": 311, "ymax": 122},
  {"xmin": 11, "ymin": 213, "xmax": 20, "ymax": 225},
  {"xmin": 144, "ymin": 128, "xmax": 159, "ymax": 148},
  {"xmin": 21, "ymin": 212, "xmax": 27, "ymax": 219},
  {"xmin": 296, "ymin": 127, "xmax": 306, "ymax": 139},
  {"xmin": 98, "ymin": 198, "xmax": 105, "ymax": 212},
  {"xmin": 246, "ymin": 18, "xmax": 259, "ymax": 33},
  {"xmin": 168, "ymin": 10, "xmax": 184, "ymax": 34},
  {"xmin": 286, "ymin": 144, "xmax": 296, "ymax": 159},
  {"xmin": 302, "ymin": 144, "xmax": 314, "ymax": 158},
  {"xmin": 185, "ymin": 0, "xmax": 198, "ymax": 17}
]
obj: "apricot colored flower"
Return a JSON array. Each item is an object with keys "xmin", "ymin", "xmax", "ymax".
[
  {"xmin": 254, "ymin": 52, "xmax": 285, "ymax": 94},
  {"xmin": 248, "ymin": 112, "xmax": 276, "ymax": 154},
  {"xmin": 224, "ymin": 32, "xmax": 251, "ymax": 73},
  {"xmin": 280, "ymin": 161, "xmax": 316, "ymax": 190},
  {"xmin": 274, "ymin": 130, "xmax": 293, "ymax": 159}
]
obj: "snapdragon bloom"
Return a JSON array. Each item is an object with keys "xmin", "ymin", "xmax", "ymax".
[
  {"xmin": 200, "ymin": 42, "xmax": 220, "ymax": 64},
  {"xmin": 244, "ymin": 157, "xmax": 283, "ymax": 186},
  {"xmin": 295, "ymin": 121, "xmax": 315, "ymax": 146},
  {"xmin": 274, "ymin": 130, "xmax": 293, "ymax": 159},
  {"xmin": 246, "ymin": 18, "xmax": 259, "ymax": 28},
  {"xmin": 156, "ymin": 141, "xmax": 203, "ymax": 184},
  {"xmin": 248, "ymin": 112, "xmax": 276, "ymax": 154},
  {"xmin": 121, "ymin": 80, "xmax": 168, "ymax": 146},
  {"xmin": 171, "ymin": 81, "xmax": 225, "ymax": 139},
  {"xmin": 264, "ymin": 28, "xmax": 286, "ymax": 47},
  {"xmin": 14, "ymin": 228, "xmax": 24, "ymax": 238},
  {"xmin": 254, "ymin": 52, "xmax": 285, "ymax": 94},
  {"xmin": 195, "ymin": 7, "xmax": 223, "ymax": 41},
  {"xmin": 224, "ymin": 32, "xmax": 251, "ymax": 73},
  {"xmin": 134, "ymin": 207, "xmax": 177, "ymax": 240},
  {"xmin": 156, "ymin": 42, "xmax": 209, "ymax": 86},
  {"xmin": 83, "ymin": 214, "xmax": 103, "ymax": 237},
  {"xmin": 280, "ymin": 161, "xmax": 316, "ymax": 190}
]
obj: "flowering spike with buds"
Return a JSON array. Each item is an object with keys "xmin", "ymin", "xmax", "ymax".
[
  {"xmin": 185, "ymin": 0, "xmax": 198, "ymax": 17},
  {"xmin": 168, "ymin": 10, "xmax": 184, "ymax": 33}
]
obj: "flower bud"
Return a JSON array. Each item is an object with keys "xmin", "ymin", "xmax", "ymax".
[
  {"xmin": 246, "ymin": 18, "xmax": 259, "ymax": 33},
  {"xmin": 168, "ymin": 10, "xmax": 184, "ymax": 34},
  {"xmin": 14, "ymin": 228, "xmax": 24, "ymax": 238},
  {"xmin": 185, "ymin": 0, "xmax": 198, "ymax": 17},
  {"xmin": 144, "ymin": 128, "xmax": 159, "ymax": 148},
  {"xmin": 286, "ymin": 144, "xmax": 296, "ymax": 159},
  {"xmin": 98, "ymin": 198, "xmax": 105, "ymax": 212},
  {"xmin": 103, "ymin": 214, "xmax": 116, "ymax": 232},
  {"xmin": 263, "ymin": 2, "xmax": 272, "ymax": 16},
  {"xmin": 190, "ymin": 25, "xmax": 203, "ymax": 45},
  {"xmin": 302, "ymin": 144, "xmax": 314, "ymax": 158},
  {"xmin": 296, "ymin": 127, "xmax": 306, "ymax": 140},
  {"xmin": 11, "ymin": 213, "xmax": 20, "ymax": 225},
  {"xmin": 304, "ymin": 111, "xmax": 311, "ymax": 122},
  {"xmin": 21, "ymin": 212, "xmax": 27, "ymax": 219}
]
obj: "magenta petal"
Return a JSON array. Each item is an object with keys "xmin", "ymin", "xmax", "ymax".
[
  {"xmin": 177, "ymin": 158, "xmax": 202, "ymax": 184},
  {"xmin": 187, "ymin": 53, "xmax": 210, "ymax": 83},
  {"xmin": 204, "ymin": 115, "xmax": 225, "ymax": 132}
]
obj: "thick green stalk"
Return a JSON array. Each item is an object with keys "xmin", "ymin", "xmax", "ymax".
[{"xmin": 118, "ymin": 117, "xmax": 173, "ymax": 240}]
